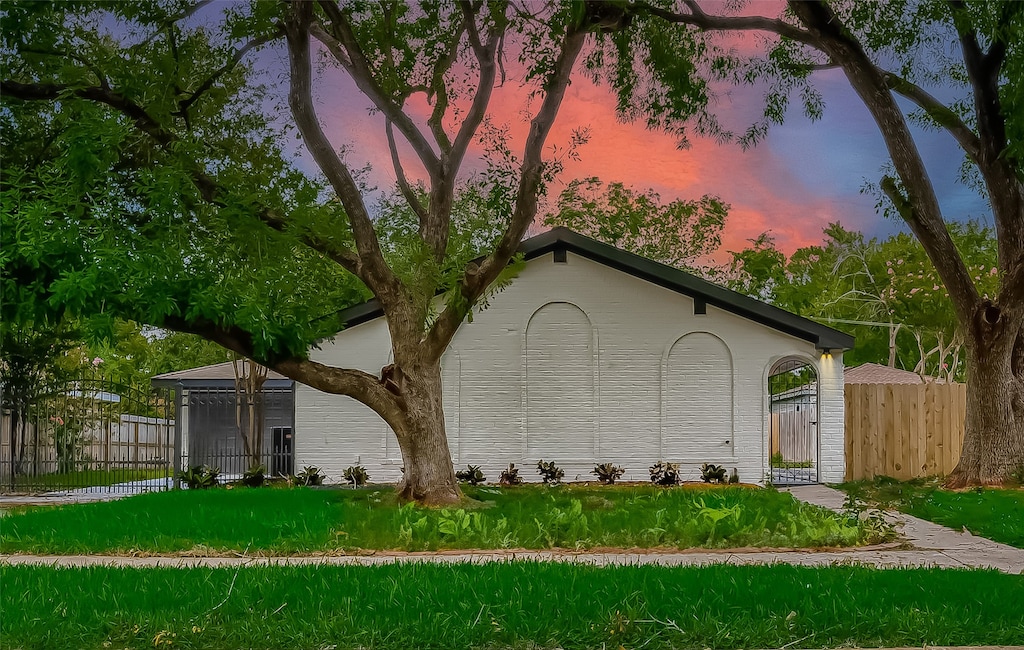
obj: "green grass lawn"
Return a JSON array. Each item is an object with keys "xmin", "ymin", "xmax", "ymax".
[
  {"xmin": 841, "ymin": 477, "xmax": 1024, "ymax": 548},
  {"xmin": 0, "ymin": 484, "xmax": 888, "ymax": 555},
  {"xmin": 6, "ymin": 467, "xmax": 170, "ymax": 490},
  {"xmin": 2, "ymin": 563, "xmax": 1021, "ymax": 649}
]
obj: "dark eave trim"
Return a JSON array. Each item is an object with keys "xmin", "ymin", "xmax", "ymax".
[
  {"xmin": 150, "ymin": 378, "xmax": 294, "ymax": 389},
  {"xmin": 331, "ymin": 227, "xmax": 855, "ymax": 350}
]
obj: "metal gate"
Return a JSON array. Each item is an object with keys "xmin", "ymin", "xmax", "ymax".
[
  {"xmin": 1, "ymin": 374, "xmax": 175, "ymax": 494},
  {"xmin": 768, "ymin": 358, "xmax": 819, "ymax": 485}
]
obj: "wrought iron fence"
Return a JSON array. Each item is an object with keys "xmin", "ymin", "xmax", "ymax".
[
  {"xmin": 1, "ymin": 373, "xmax": 175, "ymax": 494},
  {"xmin": 1, "ymin": 374, "xmax": 296, "ymax": 494}
]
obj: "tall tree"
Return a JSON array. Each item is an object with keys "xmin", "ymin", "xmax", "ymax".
[
  {"xmin": 2, "ymin": 1, "xmax": 621, "ymax": 503},
  {"xmin": 601, "ymin": 0, "xmax": 1024, "ymax": 486}
]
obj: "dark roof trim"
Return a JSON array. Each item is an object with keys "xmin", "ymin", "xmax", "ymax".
[
  {"xmin": 333, "ymin": 227, "xmax": 855, "ymax": 350},
  {"xmin": 151, "ymin": 378, "xmax": 294, "ymax": 389}
]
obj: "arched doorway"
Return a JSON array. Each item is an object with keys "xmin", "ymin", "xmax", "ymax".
[{"xmin": 768, "ymin": 357, "xmax": 819, "ymax": 485}]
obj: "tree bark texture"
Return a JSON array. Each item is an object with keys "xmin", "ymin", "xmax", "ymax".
[
  {"xmin": 386, "ymin": 359, "xmax": 461, "ymax": 505},
  {"xmin": 945, "ymin": 304, "xmax": 1024, "ymax": 486}
]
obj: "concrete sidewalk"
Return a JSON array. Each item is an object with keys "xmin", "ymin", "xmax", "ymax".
[
  {"xmin": 782, "ymin": 484, "xmax": 1024, "ymax": 573},
  {"xmin": 2, "ymin": 485, "xmax": 1021, "ymax": 573}
]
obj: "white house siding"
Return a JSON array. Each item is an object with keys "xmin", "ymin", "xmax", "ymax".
[{"xmin": 295, "ymin": 251, "xmax": 846, "ymax": 485}]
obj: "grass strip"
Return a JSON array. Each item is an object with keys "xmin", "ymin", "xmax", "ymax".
[
  {"xmin": 0, "ymin": 484, "xmax": 884, "ymax": 554},
  {"xmin": 2, "ymin": 563, "xmax": 1022, "ymax": 649},
  {"xmin": 842, "ymin": 477, "xmax": 1024, "ymax": 548}
]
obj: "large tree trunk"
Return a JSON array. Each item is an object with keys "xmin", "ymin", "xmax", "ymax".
[
  {"xmin": 390, "ymin": 360, "xmax": 461, "ymax": 505},
  {"xmin": 945, "ymin": 304, "xmax": 1024, "ymax": 487}
]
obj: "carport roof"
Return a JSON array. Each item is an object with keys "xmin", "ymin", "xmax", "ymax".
[
  {"xmin": 333, "ymin": 227, "xmax": 855, "ymax": 351},
  {"xmin": 152, "ymin": 361, "xmax": 293, "ymax": 388}
]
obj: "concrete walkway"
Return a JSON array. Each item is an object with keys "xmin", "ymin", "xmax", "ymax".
[
  {"xmin": 2, "ymin": 484, "xmax": 1022, "ymax": 573},
  {"xmin": 782, "ymin": 484, "xmax": 1024, "ymax": 573}
]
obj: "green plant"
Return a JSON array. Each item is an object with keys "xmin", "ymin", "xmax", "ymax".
[
  {"xmin": 700, "ymin": 463, "xmax": 728, "ymax": 484},
  {"xmin": 649, "ymin": 461, "xmax": 679, "ymax": 486},
  {"xmin": 591, "ymin": 462, "xmax": 625, "ymax": 485},
  {"xmin": 177, "ymin": 465, "xmax": 220, "ymax": 490},
  {"xmin": 536, "ymin": 460, "xmax": 564, "ymax": 485},
  {"xmin": 241, "ymin": 464, "xmax": 266, "ymax": 488},
  {"xmin": 498, "ymin": 463, "xmax": 523, "ymax": 486},
  {"xmin": 455, "ymin": 465, "xmax": 486, "ymax": 485},
  {"xmin": 296, "ymin": 466, "xmax": 324, "ymax": 486},
  {"xmin": 343, "ymin": 465, "xmax": 369, "ymax": 487},
  {"xmin": 770, "ymin": 451, "xmax": 813, "ymax": 469}
]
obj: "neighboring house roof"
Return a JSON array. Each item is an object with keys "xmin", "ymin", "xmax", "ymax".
[
  {"xmin": 844, "ymin": 362, "xmax": 942, "ymax": 384},
  {"xmin": 152, "ymin": 361, "xmax": 293, "ymax": 388},
  {"xmin": 334, "ymin": 227, "xmax": 855, "ymax": 350}
]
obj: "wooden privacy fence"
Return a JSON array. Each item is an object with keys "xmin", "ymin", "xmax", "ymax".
[{"xmin": 845, "ymin": 382, "xmax": 967, "ymax": 481}]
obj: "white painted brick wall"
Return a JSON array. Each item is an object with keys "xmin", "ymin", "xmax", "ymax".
[{"xmin": 295, "ymin": 252, "xmax": 846, "ymax": 485}]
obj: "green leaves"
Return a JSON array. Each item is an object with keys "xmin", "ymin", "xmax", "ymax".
[{"xmin": 544, "ymin": 177, "xmax": 727, "ymax": 273}]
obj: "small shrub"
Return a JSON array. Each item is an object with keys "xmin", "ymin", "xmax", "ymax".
[
  {"xmin": 343, "ymin": 465, "xmax": 369, "ymax": 487},
  {"xmin": 700, "ymin": 463, "xmax": 728, "ymax": 484},
  {"xmin": 178, "ymin": 465, "xmax": 220, "ymax": 490},
  {"xmin": 455, "ymin": 464, "xmax": 486, "ymax": 485},
  {"xmin": 536, "ymin": 460, "xmax": 565, "ymax": 485},
  {"xmin": 498, "ymin": 463, "xmax": 523, "ymax": 486},
  {"xmin": 591, "ymin": 462, "xmax": 625, "ymax": 485},
  {"xmin": 296, "ymin": 465, "xmax": 324, "ymax": 487},
  {"xmin": 241, "ymin": 464, "xmax": 266, "ymax": 488},
  {"xmin": 649, "ymin": 461, "xmax": 679, "ymax": 486}
]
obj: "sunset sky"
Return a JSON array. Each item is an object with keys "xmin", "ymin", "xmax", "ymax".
[{"xmin": 255, "ymin": 8, "xmax": 990, "ymax": 259}]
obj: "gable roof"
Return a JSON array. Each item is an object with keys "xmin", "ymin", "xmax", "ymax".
[
  {"xmin": 844, "ymin": 362, "xmax": 940, "ymax": 384},
  {"xmin": 335, "ymin": 227, "xmax": 855, "ymax": 351},
  {"xmin": 152, "ymin": 361, "xmax": 292, "ymax": 387}
]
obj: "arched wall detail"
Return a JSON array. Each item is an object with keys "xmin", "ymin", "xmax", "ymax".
[
  {"xmin": 523, "ymin": 301, "xmax": 598, "ymax": 460},
  {"xmin": 442, "ymin": 348, "xmax": 461, "ymax": 462},
  {"xmin": 660, "ymin": 331, "xmax": 735, "ymax": 460}
]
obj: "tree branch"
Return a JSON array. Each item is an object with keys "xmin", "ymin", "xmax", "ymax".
[
  {"xmin": 425, "ymin": 19, "xmax": 588, "ymax": 357},
  {"xmin": 417, "ymin": 2, "xmax": 506, "ymax": 261},
  {"xmin": 385, "ymin": 119, "xmax": 428, "ymax": 223},
  {"xmin": 161, "ymin": 314, "xmax": 404, "ymax": 425},
  {"xmin": 177, "ymin": 29, "xmax": 283, "ymax": 117},
  {"xmin": 18, "ymin": 47, "xmax": 111, "ymax": 90},
  {"xmin": 285, "ymin": 4, "xmax": 400, "ymax": 300},
  {"xmin": 448, "ymin": 1, "xmax": 502, "ymax": 171},
  {"xmin": 314, "ymin": 1, "xmax": 441, "ymax": 182},
  {"xmin": 786, "ymin": 0, "xmax": 980, "ymax": 327},
  {"xmin": 946, "ymin": 0, "xmax": 1023, "ymax": 281},
  {"xmin": 877, "ymin": 67, "xmax": 981, "ymax": 163},
  {"xmin": 633, "ymin": 0, "xmax": 819, "ymax": 47}
]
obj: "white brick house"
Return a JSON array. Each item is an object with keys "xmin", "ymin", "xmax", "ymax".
[{"xmin": 296, "ymin": 228, "xmax": 852, "ymax": 485}]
